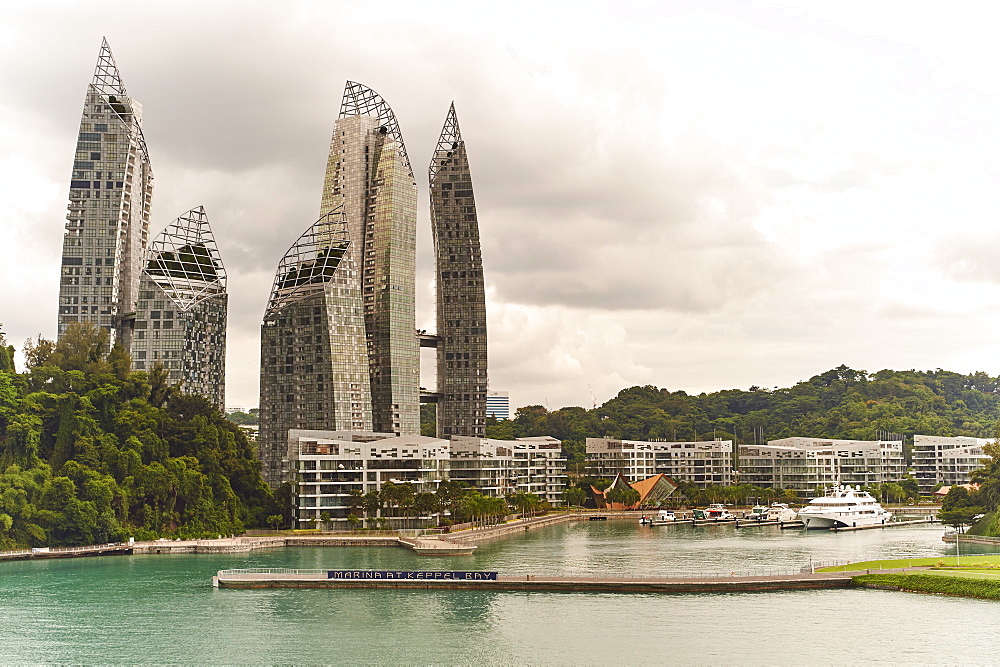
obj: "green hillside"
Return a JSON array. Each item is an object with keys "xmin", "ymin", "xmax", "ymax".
[
  {"xmin": 0, "ymin": 323, "xmax": 275, "ymax": 549},
  {"xmin": 484, "ymin": 365, "xmax": 1000, "ymax": 468}
]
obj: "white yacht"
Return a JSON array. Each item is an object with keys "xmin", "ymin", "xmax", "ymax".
[
  {"xmin": 766, "ymin": 503, "xmax": 798, "ymax": 522},
  {"xmin": 798, "ymin": 484, "xmax": 892, "ymax": 529},
  {"xmin": 650, "ymin": 510, "xmax": 677, "ymax": 526},
  {"xmin": 704, "ymin": 504, "xmax": 735, "ymax": 520}
]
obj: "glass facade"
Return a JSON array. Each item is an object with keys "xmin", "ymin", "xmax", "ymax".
[
  {"xmin": 429, "ymin": 104, "xmax": 488, "ymax": 438},
  {"xmin": 131, "ymin": 206, "xmax": 227, "ymax": 411},
  {"xmin": 57, "ymin": 39, "xmax": 153, "ymax": 350},
  {"xmin": 319, "ymin": 82, "xmax": 419, "ymax": 437},
  {"xmin": 259, "ymin": 206, "xmax": 372, "ymax": 487}
]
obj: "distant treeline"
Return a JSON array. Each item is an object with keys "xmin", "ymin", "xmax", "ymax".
[{"xmin": 423, "ymin": 365, "xmax": 1000, "ymax": 468}]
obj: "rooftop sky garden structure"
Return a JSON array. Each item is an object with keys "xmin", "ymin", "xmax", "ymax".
[{"xmin": 132, "ymin": 206, "xmax": 227, "ymax": 411}]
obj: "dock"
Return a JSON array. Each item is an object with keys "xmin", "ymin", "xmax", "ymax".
[
  {"xmin": 213, "ymin": 568, "xmax": 855, "ymax": 594},
  {"xmin": 0, "ymin": 543, "xmax": 133, "ymax": 562},
  {"xmin": 830, "ymin": 517, "xmax": 937, "ymax": 531}
]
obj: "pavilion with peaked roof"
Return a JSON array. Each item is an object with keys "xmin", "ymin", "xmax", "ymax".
[{"xmin": 589, "ymin": 473, "xmax": 679, "ymax": 510}]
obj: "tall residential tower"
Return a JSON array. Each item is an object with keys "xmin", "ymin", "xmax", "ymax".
[
  {"xmin": 429, "ymin": 104, "xmax": 488, "ymax": 438},
  {"xmin": 318, "ymin": 82, "xmax": 419, "ymax": 436},
  {"xmin": 131, "ymin": 206, "xmax": 227, "ymax": 411},
  {"xmin": 258, "ymin": 206, "xmax": 372, "ymax": 486},
  {"xmin": 57, "ymin": 39, "xmax": 154, "ymax": 350}
]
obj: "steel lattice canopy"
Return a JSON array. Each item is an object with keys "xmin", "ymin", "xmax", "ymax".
[
  {"xmin": 144, "ymin": 206, "xmax": 226, "ymax": 311},
  {"xmin": 265, "ymin": 205, "xmax": 353, "ymax": 319}
]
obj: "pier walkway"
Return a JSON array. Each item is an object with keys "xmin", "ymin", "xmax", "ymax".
[
  {"xmin": 0, "ymin": 543, "xmax": 132, "ymax": 561},
  {"xmin": 213, "ymin": 567, "xmax": 857, "ymax": 593}
]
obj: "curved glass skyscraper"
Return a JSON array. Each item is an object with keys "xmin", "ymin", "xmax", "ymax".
[
  {"xmin": 429, "ymin": 104, "xmax": 488, "ymax": 437},
  {"xmin": 319, "ymin": 81, "xmax": 419, "ymax": 437},
  {"xmin": 258, "ymin": 206, "xmax": 373, "ymax": 486},
  {"xmin": 57, "ymin": 39, "xmax": 154, "ymax": 350},
  {"xmin": 132, "ymin": 206, "xmax": 227, "ymax": 411}
]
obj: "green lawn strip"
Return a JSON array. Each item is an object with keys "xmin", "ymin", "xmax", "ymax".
[
  {"xmin": 852, "ymin": 573, "xmax": 1000, "ymax": 600},
  {"xmin": 817, "ymin": 554, "xmax": 1000, "ymax": 572},
  {"xmin": 919, "ymin": 569, "xmax": 1000, "ymax": 579}
]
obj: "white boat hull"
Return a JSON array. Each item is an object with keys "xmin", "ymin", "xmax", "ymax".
[{"xmin": 799, "ymin": 512, "xmax": 892, "ymax": 529}]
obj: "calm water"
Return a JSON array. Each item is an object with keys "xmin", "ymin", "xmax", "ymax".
[{"xmin": 1, "ymin": 521, "xmax": 996, "ymax": 664}]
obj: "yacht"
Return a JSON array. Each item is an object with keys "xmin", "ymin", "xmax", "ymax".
[
  {"xmin": 704, "ymin": 504, "xmax": 735, "ymax": 520},
  {"xmin": 797, "ymin": 484, "xmax": 892, "ymax": 529},
  {"xmin": 650, "ymin": 510, "xmax": 677, "ymax": 526},
  {"xmin": 745, "ymin": 505, "xmax": 770, "ymax": 521},
  {"xmin": 766, "ymin": 503, "xmax": 798, "ymax": 522}
]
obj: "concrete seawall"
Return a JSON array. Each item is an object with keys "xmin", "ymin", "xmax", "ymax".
[
  {"xmin": 133, "ymin": 535, "xmax": 400, "ymax": 554},
  {"xmin": 447, "ymin": 514, "xmax": 578, "ymax": 543},
  {"xmin": 215, "ymin": 571, "xmax": 854, "ymax": 594}
]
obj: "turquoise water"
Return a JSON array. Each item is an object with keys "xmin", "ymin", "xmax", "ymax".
[{"xmin": 0, "ymin": 521, "xmax": 996, "ymax": 664}]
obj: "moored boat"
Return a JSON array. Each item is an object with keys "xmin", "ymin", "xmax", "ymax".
[
  {"xmin": 650, "ymin": 510, "xmax": 677, "ymax": 526},
  {"xmin": 797, "ymin": 484, "xmax": 892, "ymax": 529},
  {"xmin": 766, "ymin": 503, "xmax": 798, "ymax": 522},
  {"xmin": 704, "ymin": 504, "xmax": 735, "ymax": 520}
]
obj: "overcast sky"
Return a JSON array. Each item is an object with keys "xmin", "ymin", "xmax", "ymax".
[{"xmin": 2, "ymin": 1, "xmax": 1000, "ymax": 412}]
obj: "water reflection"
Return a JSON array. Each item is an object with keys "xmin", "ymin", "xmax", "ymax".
[{"xmin": 0, "ymin": 520, "xmax": 993, "ymax": 663}]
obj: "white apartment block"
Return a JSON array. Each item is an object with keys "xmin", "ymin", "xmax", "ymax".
[
  {"xmin": 913, "ymin": 434, "xmax": 992, "ymax": 495},
  {"xmin": 586, "ymin": 438, "xmax": 735, "ymax": 488},
  {"xmin": 514, "ymin": 436, "xmax": 568, "ymax": 505},
  {"xmin": 449, "ymin": 436, "xmax": 517, "ymax": 497},
  {"xmin": 738, "ymin": 437, "xmax": 905, "ymax": 498},
  {"xmin": 288, "ymin": 430, "xmax": 450, "ymax": 527}
]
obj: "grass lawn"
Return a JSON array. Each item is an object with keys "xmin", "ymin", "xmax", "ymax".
[
  {"xmin": 818, "ymin": 554, "xmax": 1000, "ymax": 572},
  {"xmin": 852, "ymin": 573, "xmax": 1000, "ymax": 600},
  {"xmin": 917, "ymin": 569, "xmax": 1000, "ymax": 580}
]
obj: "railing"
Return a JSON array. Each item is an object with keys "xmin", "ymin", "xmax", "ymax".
[
  {"xmin": 218, "ymin": 568, "xmax": 327, "ymax": 577},
  {"xmin": 215, "ymin": 566, "xmax": 848, "ymax": 581},
  {"xmin": 0, "ymin": 542, "xmax": 130, "ymax": 559},
  {"xmin": 285, "ymin": 531, "xmax": 400, "ymax": 538}
]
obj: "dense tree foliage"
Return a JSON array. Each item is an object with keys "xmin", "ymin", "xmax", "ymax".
[
  {"xmin": 0, "ymin": 323, "xmax": 274, "ymax": 549},
  {"xmin": 226, "ymin": 409, "xmax": 258, "ymax": 426},
  {"xmin": 478, "ymin": 365, "xmax": 1000, "ymax": 468}
]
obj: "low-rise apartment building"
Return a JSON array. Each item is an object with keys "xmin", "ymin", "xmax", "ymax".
[
  {"xmin": 514, "ymin": 436, "xmax": 568, "ymax": 505},
  {"xmin": 913, "ymin": 434, "xmax": 992, "ymax": 495},
  {"xmin": 449, "ymin": 436, "xmax": 517, "ymax": 497},
  {"xmin": 738, "ymin": 437, "xmax": 905, "ymax": 498},
  {"xmin": 288, "ymin": 429, "xmax": 450, "ymax": 527},
  {"xmin": 585, "ymin": 438, "xmax": 734, "ymax": 487}
]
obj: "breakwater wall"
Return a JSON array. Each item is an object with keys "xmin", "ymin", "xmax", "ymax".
[
  {"xmin": 215, "ymin": 570, "xmax": 854, "ymax": 593},
  {"xmin": 941, "ymin": 534, "xmax": 1000, "ymax": 546},
  {"xmin": 447, "ymin": 513, "xmax": 579, "ymax": 543},
  {"xmin": 133, "ymin": 535, "xmax": 400, "ymax": 555}
]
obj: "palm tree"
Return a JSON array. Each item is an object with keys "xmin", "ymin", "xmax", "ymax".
[
  {"xmin": 414, "ymin": 492, "xmax": 440, "ymax": 523},
  {"xmin": 508, "ymin": 492, "xmax": 534, "ymax": 519},
  {"xmin": 346, "ymin": 489, "xmax": 363, "ymax": 517},
  {"xmin": 621, "ymin": 488, "xmax": 641, "ymax": 509},
  {"xmin": 397, "ymin": 483, "xmax": 417, "ymax": 524},
  {"xmin": 361, "ymin": 490, "xmax": 382, "ymax": 528},
  {"xmin": 460, "ymin": 492, "xmax": 487, "ymax": 527},
  {"xmin": 563, "ymin": 486, "xmax": 587, "ymax": 508}
]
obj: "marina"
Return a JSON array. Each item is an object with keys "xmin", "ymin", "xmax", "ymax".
[{"xmin": 0, "ymin": 518, "xmax": 990, "ymax": 663}]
